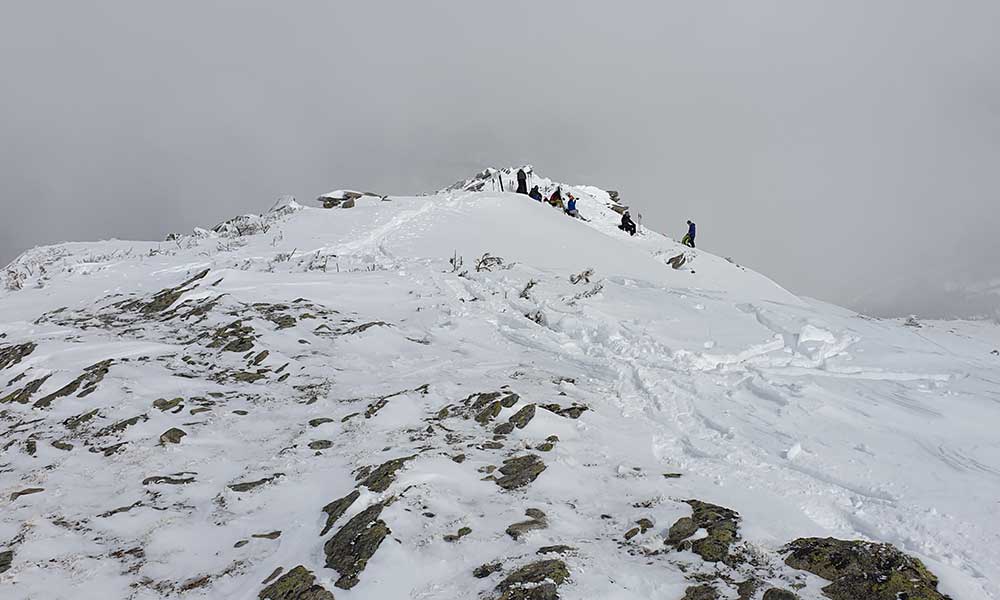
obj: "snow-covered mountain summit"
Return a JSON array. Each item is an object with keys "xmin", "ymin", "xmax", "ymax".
[{"xmin": 1, "ymin": 169, "xmax": 998, "ymax": 599}]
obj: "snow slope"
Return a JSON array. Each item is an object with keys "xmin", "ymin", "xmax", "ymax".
[{"xmin": 1, "ymin": 169, "xmax": 998, "ymax": 599}]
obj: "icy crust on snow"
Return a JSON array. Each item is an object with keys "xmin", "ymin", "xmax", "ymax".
[{"xmin": 0, "ymin": 172, "xmax": 997, "ymax": 599}]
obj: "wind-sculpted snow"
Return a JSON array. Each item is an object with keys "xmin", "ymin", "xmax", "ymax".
[{"xmin": 0, "ymin": 171, "xmax": 997, "ymax": 598}]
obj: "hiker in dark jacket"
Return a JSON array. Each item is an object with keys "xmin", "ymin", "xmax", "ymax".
[
  {"xmin": 548, "ymin": 187, "xmax": 564, "ymax": 209},
  {"xmin": 516, "ymin": 169, "xmax": 528, "ymax": 194},
  {"xmin": 682, "ymin": 220, "xmax": 696, "ymax": 248},
  {"xmin": 619, "ymin": 211, "xmax": 636, "ymax": 236},
  {"xmin": 529, "ymin": 185, "xmax": 543, "ymax": 201}
]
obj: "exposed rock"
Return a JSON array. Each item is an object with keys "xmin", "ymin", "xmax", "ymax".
[
  {"xmin": 143, "ymin": 474, "xmax": 195, "ymax": 485},
  {"xmin": 320, "ymin": 490, "xmax": 360, "ymax": 536},
  {"xmin": 308, "ymin": 440, "xmax": 333, "ymax": 450},
  {"xmin": 357, "ymin": 455, "xmax": 416, "ymax": 492},
  {"xmin": 51, "ymin": 439, "xmax": 73, "ymax": 451},
  {"xmin": 451, "ymin": 453, "xmax": 466, "ymax": 463},
  {"xmin": 96, "ymin": 413, "xmax": 149, "ymax": 437},
  {"xmin": 475, "ymin": 401, "xmax": 503, "ymax": 425},
  {"xmin": 159, "ymin": 427, "xmax": 187, "ymax": 444},
  {"xmin": 34, "ymin": 359, "xmax": 113, "ymax": 408},
  {"xmin": 683, "ymin": 500, "xmax": 740, "ymax": 563},
  {"xmin": 153, "ymin": 398, "xmax": 184, "ymax": 412},
  {"xmin": 443, "ymin": 526, "xmax": 472, "ymax": 542},
  {"xmin": 496, "ymin": 455, "xmax": 546, "ymax": 490},
  {"xmin": 682, "ymin": 584, "xmax": 719, "ymax": 600},
  {"xmin": 762, "ymin": 589, "xmax": 799, "ymax": 600},
  {"xmin": 495, "ymin": 559, "xmax": 569, "ymax": 600},
  {"xmin": 127, "ymin": 269, "xmax": 209, "ymax": 315},
  {"xmin": 0, "ymin": 549, "xmax": 12, "ymax": 574},
  {"xmin": 737, "ymin": 580, "xmax": 761, "ymax": 600},
  {"xmin": 494, "ymin": 422, "xmax": 515, "ymax": 435},
  {"xmin": 663, "ymin": 472, "xmax": 683, "ymax": 479},
  {"xmin": 784, "ymin": 537, "xmax": 951, "ymax": 600},
  {"xmin": 324, "ymin": 502, "xmax": 390, "ymax": 590},
  {"xmin": 229, "ymin": 472, "xmax": 284, "ymax": 493},
  {"xmin": 10, "ymin": 487, "xmax": 44, "ymax": 501},
  {"xmin": 309, "ymin": 418, "xmax": 334, "ymax": 427},
  {"xmin": 539, "ymin": 403, "xmax": 588, "ymax": 419},
  {"xmin": 252, "ymin": 531, "xmax": 282, "ymax": 540},
  {"xmin": 666, "ymin": 516, "xmax": 698, "ymax": 545},
  {"xmin": 0, "ymin": 375, "xmax": 50, "ymax": 404},
  {"xmin": 474, "ymin": 562, "xmax": 503, "ymax": 578},
  {"xmin": 258, "ymin": 565, "xmax": 335, "ymax": 600},
  {"xmin": 64, "ymin": 408, "xmax": 100, "ymax": 430},
  {"xmin": 0, "ymin": 341, "xmax": 35, "ymax": 370},
  {"xmin": 508, "ymin": 404, "xmax": 536, "ymax": 429},
  {"xmin": 506, "ymin": 508, "xmax": 548, "ymax": 540},
  {"xmin": 537, "ymin": 545, "xmax": 574, "ymax": 555}
]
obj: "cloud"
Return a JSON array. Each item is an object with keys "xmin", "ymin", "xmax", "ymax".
[{"xmin": 2, "ymin": 1, "xmax": 998, "ymax": 317}]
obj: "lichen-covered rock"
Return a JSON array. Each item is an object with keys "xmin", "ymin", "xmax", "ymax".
[
  {"xmin": 34, "ymin": 359, "xmax": 113, "ymax": 408},
  {"xmin": 258, "ymin": 565, "xmax": 335, "ymax": 600},
  {"xmin": 496, "ymin": 455, "xmax": 546, "ymax": 490},
  {"xmin": 320, "ymin": 489, "xmax": 360, "ymax": 536},
  {"xmin": 308, "ymin": 440, "xmax": 333, "ymax": 450},
  {"xmin": 443, "ymin": 526, "xmax": 472, "ymax": 542},
  {"xmin": 784, "ymin": 537, "xmax": 951, "ymax": 600},
  {"xmin": 475, "ymin": 401, "xmax": 503, "ymax": 425},
  {"xmin": 160, "ymin": 427, "xmax": 187, "ymax": 444},
  {"xmin": 506, "ymin": 508, "xmax": 548, "ymax": 540},
  {"xmin": 228, "ymin": 473, "xmax": 284, "ymax": 492},
  {"xmin": 666, "ymin": 516, "xmax": 698, "ymax": 545},
  {"xmin": 496, "ymin": 559, "xmax": 569, "ymax": 600},
  {"xmin": 0, "ymin": 341, "xmax": 35, "ymax": 370},
  {"xmin": 537, "ymin": 545, "xmax": 574, "ymax": 555},
  {"xmin": 682, "ymin": 584, "xmax": 719, "ymax": 600},
  {"xmin": 474, "ymin": 562, "xmax": 502, "ymax": 578},
  {"xmin": 683, "ymin": 500, "xmax": 740, "ymax": 563},
  {"xmin": 508, "ymin": 404, "xmax": 536, "ymax": 429},
  {"xmin": 357, "ymin": 455, "xmax": 416, "ymax": 492},
  {"xmin": 762, "ymin": 589, "xmax": 799, "ymax": 600},
  {"xmin": 324, "ymin": 502, "xmax": 390, "ymax": 589},
  {"xmin": 0, "ymin": 375, "xmax": 49, "ymax": 404}
]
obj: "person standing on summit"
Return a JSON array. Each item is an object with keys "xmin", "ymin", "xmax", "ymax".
[
  {"xmin": 515, "ymin": 168, "xmax": 528, "ymax": 195},
  {"xmin": 682, "ymin": 220, "xmax": 696, "ymax": 248}
]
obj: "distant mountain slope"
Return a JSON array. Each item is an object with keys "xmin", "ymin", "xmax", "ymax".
[{"xmin": 1, "ymin": 169, "xmax": 997, "ymax": 599}]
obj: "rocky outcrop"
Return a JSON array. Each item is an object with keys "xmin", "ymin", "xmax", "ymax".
[
  {"xmin": 320, "ymin": 490, "xmax": 360, "ymax": 536},
  {"xmin": 258, "ymin": 565, "xmax": 335, "ymax": 600},
  {"xmin": 357, "ymin": 455, "xmax": 416, "ymax": 492},
  {"xmin": 667, "ymin": 500, "xmax": 740, "ymax": 563},
  {"xmin": 784, "ymin": 537, "xmax": 951, "ymax": 600},
  {"xmin": 495, "ymin": 455, "xmax": 546, "ymax": 490},
  {"xmin": 324, "ymin": 502, "xmax": 390, "ymax": 589},
  {"xmin": 0, "ymin": 342, "xmax": 35, "ymax": 370},
  {"xmin": 506, "ymin": 508, "xmax": 548, "ymax": 540},
  {"xmin": 495, "ymin": 559, "xmax": 569, "ymax": 600}
]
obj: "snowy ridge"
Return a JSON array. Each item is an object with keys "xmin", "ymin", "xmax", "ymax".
[{"xmin": 1, "ymin": 169, "xmax": 998, "ymax": 599}]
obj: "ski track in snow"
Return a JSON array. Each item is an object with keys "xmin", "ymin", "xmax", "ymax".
[{"xmin": 1, "ymin": 182, "xmax": 998, "ymax": 599}]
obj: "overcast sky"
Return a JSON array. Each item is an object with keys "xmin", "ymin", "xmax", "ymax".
[{"xmin": 2, "ymin": 1, "xmax": 998, "ymax": 317}]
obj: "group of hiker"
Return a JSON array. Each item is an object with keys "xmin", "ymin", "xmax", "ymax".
[
  {"xmin": 514, "ymin": 168, "xmax": 696, "ymax": 248},
  {"xmin": 517, "ymin": 168, "xmax": 581, "ymax": 219},
  {"xmin": 617, "ymin": 211, "xmax": 695, "ymax": 247}
]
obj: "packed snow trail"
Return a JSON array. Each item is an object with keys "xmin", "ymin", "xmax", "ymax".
[{"xmin": 1, "ymin": 173, "xmax": 997, "ymax": 599}]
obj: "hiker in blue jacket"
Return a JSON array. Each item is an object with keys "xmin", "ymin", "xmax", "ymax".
[
  {"xmin": 565, "ymin": 195, "xmax": 579, "ymax": 218},
  {"xmin": 682, "ymin": 220, "xmax": 696, "ymax": 248}
]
